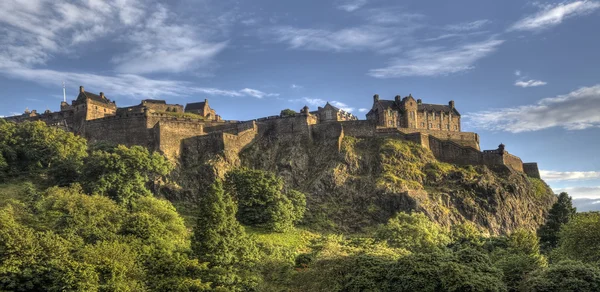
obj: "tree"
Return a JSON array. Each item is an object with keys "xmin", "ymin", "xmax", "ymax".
[
  {"xmin": 537, "ymin": 192, "xmax": 576, "ymax": 253},
  {"xmin": 375, "ymin": 212, "xmax": 450, "ymax": 252},
  {"xmin": 81, "ymin": 145, "xmax": 173, "ymax": 205},
  {"xmin": 225, "ymin": 168, "xmax": 306, "ymax": 232},
  {"xmin": 280, "ymin": 109, "xmax": 297, "ymax": 117},
  {"xmin": 553, "ymin": 212, "xmax": 600, "ymax": 263},
  {"xmin": 522, "ymin": 260, "xmax": 600, "ymax": 292},
  {"xmin": 192, "ymin": 179, "xmax": 258, "ymax": 291}
]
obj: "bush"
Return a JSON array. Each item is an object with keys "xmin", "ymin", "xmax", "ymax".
[{"xmin": 376, "ymin": 212, "xmax": 450, "ymax": 252}]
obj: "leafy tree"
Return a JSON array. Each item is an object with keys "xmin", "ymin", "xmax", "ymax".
[
  {"xmin": 192, "ymin": 179, "xmax": 258, "ymax": 291},
  {"xmin": 81, "ymin": 145, "xmax": 172, "ymax": 205},
  {"xmin": 386, "ymin": 247, "xmax": 506, "ymax": 292},
  {"xmin": 522, "ymin": 260, "xmax": 600, "ymax": 292},
  {"xmin": 280, "ymin": 109, "xmax": 297, "ymax": 117},
  {"xmin": 375, "ymin": 212, "xmax": 450, "ymax": 252},
  {"xmin": 0, "ymin": 121, "xmax": 87, "ymax": 184},
  {"xmin": 225, "ymin": 168, "xmax": 306, "ymax": 232},
  {"xmin": 491, "ymin": 229, "xmax": 546, "ymax": 292},
  {"xmin": 537, "ymin": 192, "xmax": 576, "ymax": 253},
  {"xmin": 553, "ymin": 212, "xmax": 600, "ymax": 263}
]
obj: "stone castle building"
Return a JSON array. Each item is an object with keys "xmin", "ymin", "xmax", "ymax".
[{"xmin": 2, "ymin": 87, "xmax": 540, "ymax": 178}]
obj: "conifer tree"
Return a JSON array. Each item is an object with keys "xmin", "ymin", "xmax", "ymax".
[
  {"xmin": 537, "ymin": 192, "xmax": 576, "ymax": 253},
  {"xmin": 191, "ymin": 179, "xmax": 258, "ymax": 290}
]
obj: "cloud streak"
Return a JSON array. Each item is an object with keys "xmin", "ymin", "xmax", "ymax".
[
  {"xmin": 466, "ymin": 85, "xmax": 600, "ymax": 132},
  {"xmin": 510, "ymin": 1, "xmax": 600, "ymax": 32},
  {"xmin": 368, "ymin": 38, "xmax": 504, "ymax": 78},
  {"xmin": 515, "ymin": 80, "xmax": 547, "ymax": 87},
  {"xmin": 542, "ymin": 170, "xmax": 600, "ymax": 181},
  {"xmin": 554, "ymin": 186, "xmax": 600, "ymax": 199},
  {"xmin": 337, "ymin": 0, "xmax": 368, "ymax": 12}
]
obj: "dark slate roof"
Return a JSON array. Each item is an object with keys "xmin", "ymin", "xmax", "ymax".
[
  {"xmin": 376, "ymin": 99, "xmax": 401, "ymax": 110},
  {"xmin": 78, "ymin": 91, "xmax": 112, "ymax": 104},
  {"xmin": 418, "ymin": 103, "xmax": 460, "ymax": 116},
  {"xmin": 185, "ymin": 102, "xmax": 206, "ymax": 111}
]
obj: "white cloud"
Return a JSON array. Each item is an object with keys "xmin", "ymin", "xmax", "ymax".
[
  {"xmin": 331, "ymin": 101, "xmax": 355, "ymax": 112},
  {"xmin": 553, "ymin": 186, "xmax": 600, "ymax": 199},
  {"xmin": 291, "ymin": 84, "xmax": 303, "ymax": 89},
  {"xmin": 0, "ymin": 66, "xmax": 277, "ymax": 100},
  {"xmin": 265, "ymin": 26, "xmax": 396, "ymax": 53},
  {"xmin": 337, "ymin": 0, "xmax": 368, "ymax": 12},
  {"xmin": 444, "ymin": 20, "xmax": 490, "ymax": 32},
  {"xmin": 542, "ymin": 170, "xmax": 600, "ymax": 181},
  {"xmin": 239, "ymin": 88, "xmax": 279, "ymax": 99},
  {"xmin": 510, "ymin": 1, "xmax": 600, "ymax": 32},
  {"xmin": 515, "ymin": 80, "xmax": 547, "ymax": 87},
  {"xmin": 466, "ymin": 84, "xmax": 600, "ymax": 132},
  {"xmin": 368, "ymin": 38, "xmax": 504, "ymax": 78},
  {"xmin": 358, "ymin": 108, "xmax": 368, "ymax": 112},
  {"xmin": 515, "ymin": 70, "xmax": 521, "ymax": 76}
]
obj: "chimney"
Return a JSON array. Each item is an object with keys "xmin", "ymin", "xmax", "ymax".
[
  {"xmin": 79, "ymin": 86, "xmax": 84, "ymax": 93},
  {"xmin": 449, "ymin": 100, "xmax": 455, "ymax": 109},
  {"xmin": 100, "ymin": 92, "xmax": 105, "ymax": 99},
  {"xmin": 394, "ymin": 95, "xmax": 401, "ymax": 103},
  {"xmin": 373, "ymin": 94, "xmax": 379, "ymax": 102},
  {"xmin": 417, "ymin": 99, "xmax": 422, "ymax": 104}
]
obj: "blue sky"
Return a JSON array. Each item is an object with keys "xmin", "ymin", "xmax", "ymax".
[{"xmin": 1, "ymin": 0, "xmax": 600, "ymax": 200}]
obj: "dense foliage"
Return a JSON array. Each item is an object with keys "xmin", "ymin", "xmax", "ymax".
[
  {"xmin": 0, "ymin": 121, "xmax": 597, "ymax": 291},
  {"xmin": 279, "ymin": 109, "xmax": 297, "ymax": 117},
  {"xmin": 225, "ymin": 168, "xmax": 306, "ymax": 232}
]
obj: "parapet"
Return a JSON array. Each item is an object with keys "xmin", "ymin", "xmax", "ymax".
[{"xmin": 523, "ymin": 163, "xmax": 541, "ymax": 179}]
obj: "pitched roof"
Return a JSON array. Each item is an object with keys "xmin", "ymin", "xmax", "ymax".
[
  {"xmin": 185, "ymin": 102, "xmax": 206, "ymax": 111},
  {"xmin": 418, "ymin": 103, "xmax": 460, "ymax": 116},
  {"xmin": 77, "ymin": 91, "xmax": 112, "ymax": 104},
  {"xmin": 142, "ymin": 99, "xmax": 166, "ymax": 104}
]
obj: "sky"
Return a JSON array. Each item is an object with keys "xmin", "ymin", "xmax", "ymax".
[{"xmin": 1, "ymin": 0, "xmax": 599, "ymax": 202}]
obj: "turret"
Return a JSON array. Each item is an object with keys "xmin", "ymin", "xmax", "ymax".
[
  {"xmin": 79, "ymin": 86, "xmax": 84, "ymax": 93},
  {"xmin": 373, "ymin": 94, "xmax": 379, "ymax": 102},
  {"xmin": 417, "ymin": 99, "xmax": 422, "ymax": 105},
  {"xmin": 449, "ymin": 100, "xmax": 455, "ymax": 109},
  {"xmin": 395, "ymin": 95, "xmax": 401, "ymax": 103}
]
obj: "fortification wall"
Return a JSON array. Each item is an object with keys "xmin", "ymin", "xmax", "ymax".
[
  {"xmin": 523, "ymin": 163, "xmax": 541, "ymax": 179},
  {"xmin": 156, "ymin": 120, "xmax": 205, "ymax": 160},
  {"xmin": 83, "ymin": 113, "xmax": 154, "ymax": 149},
  {"xmin": 223, "ymin": 126, "xmax": 258, "ymax": 155},
  {"xmin": 428, "ymin": 136, "xmax": 483, "ymax": 165},
  {"xmin": 398, "ymin": 128, "xmax": 480, "ymax": 150},
  {"xmin": 503, "ymin": 153, "xmax": 524, "ymax": 172},
  {"xmin": 256, "ymin": 115, "xmax": 315, "ymax": 137},
  {"xmin": 339, "ymin": 120, "xmax": 376, "ymax": 137}
]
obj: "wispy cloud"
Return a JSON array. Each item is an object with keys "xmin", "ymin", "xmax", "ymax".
[
  {"xmin": 444, "ymin": 20, "xmax": 490, "ymax": 32},
  {"xmin": 515, "ymin": 70, "xmax": 522, "ymax": 76},
  {"xmin": 239, "ymin": 88, "xmax": 279, "ymax": 99},
  {"xmin": 330, "ymin": 101, "xmax": 355, "ymax": 112},
  {"xmin": 368, "ymin": 38, "xmax": 504, "ymax": 78},
  {"xmin": 554, "ymin": 186, "xmax": 600, "ymax": 199},
  {"xmin": 542, "ymin": 170, "xmax": 600, "ymax": 181},
  {"xmin": 510, "ymin": 1, "xmax": 600, "ymax": 32},
  {"xmin": 358, "ymin": 108, "xmax": 368, "ymax": 112},
  {"xmin": 0, "ymin": 67, "xmax": 277, "ymax": 100},
  {"xmin": 337, "ymin": 0, "xmax": 369, "ymax": 12},
  {"xmin": 466, "ymin": 84, "xmax": 600, "ymax": 132},
  {"xmin": 291, "ymin": 84, "xmax": 303, "ymax": 89},
  {"xmin": 515, "ymin": 80, "xmax": 547, "ymax": 87}
]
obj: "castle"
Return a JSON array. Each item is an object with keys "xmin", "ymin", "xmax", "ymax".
[{"xmin": 3, "ymin": 87, "xmax": 541, "ymax": 179}]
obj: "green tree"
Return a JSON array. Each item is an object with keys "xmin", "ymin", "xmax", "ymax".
[
  {"xmin": 225, "ymin": 168, "xmax": 306, "ymax": 232},
  {"xmin": 81, "ymin": 145, "xmax": 173, "ymax": 205},
  {"xmin": 375, "ymin": 212, "xmax": 450, "ymax": 252},
  {"xmin": 521, "ymin": 260, "xmax": 600, "ymax": 292},
  {"xmin": 491, "ymin": 229, "xmax": 546, "ymax": 292},
  {"xmin": 280, "ymin": 109, "xmax": 297, "ymax": 117},
  {"xmin": 553, "ymin": 212, "xmax": 600, "ymax": 263},
  {"xmin": 537, "ymin": 192, "xmax": 576, "ymax": 253},
  {"xmin": 192, "ymin": 179, "xmax": 258, "ymax": 291}
]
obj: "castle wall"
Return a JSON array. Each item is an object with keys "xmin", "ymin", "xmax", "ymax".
[
  {"xmin": 339, "ymin": 120, "xmax": 376, "ymax": 137},
  {"xmin": 503, "ymin": 153, "xmax": 524, "ymax": 172},
  {"xmin": 523, "ymin": 163, "xmax": 541, "ymax": 179},
  {"xmin": 156, "ymin": 120, "xmax": 205, "ymax": 161},
  {"xmin": 398, "ymin": 128, "xmax": 479, "ymax": 150},
  {"xmin": 83, "ymin": 113, "xmax": 154, "ymax": 149},
  {"xmin": 428, "ymin": 136, "xmax": 483, "ymax": 165},
  {"xmin": 255, "ymin": 115, "xmax": 316, "ymax": 136},
  {"xmin": 86, "ymin": 99, "xmax": 117, "ymax": 121}
]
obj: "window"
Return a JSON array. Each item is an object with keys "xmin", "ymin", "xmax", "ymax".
[
  {"xmin": 454, "ymin": 125, "xmax": 458, "ymax": 130},
  {"xmin": 421, "ymin": 122, "xmax": 425, "ymax": 127},
  {"xmin": 433, "ymin": 112, "xmax": 436, "ymax": 120},
  {"xmin": 446, "ymin": 124, "xmax": 450, "ymax": 130},
  {"xmin": 325, "ymin": 111, "xmax": 332, "ymax": 120},
  {"xmin": 429, "ymin": 123, "xmax": 432, "ymax": 129},
  {"xmin": 388, "ymin": 110, "xmax": 392, "ymax": 117},
  {"xmin": 389, "ymin": 120, "xmax": 393, "ymax": 126}
]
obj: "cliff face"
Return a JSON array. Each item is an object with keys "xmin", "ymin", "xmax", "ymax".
[{"xmin": 177, "ymin": 129, "xmax": 556, "ymax": 235}]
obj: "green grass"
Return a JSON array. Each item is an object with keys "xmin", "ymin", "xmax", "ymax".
[
  {"xmin": 157, "ymin": 111, "xmax": 206, "ymax": 120},
  {"xmin": 529, "ymin": 178, "xmax": 550, "ymax": 199}
]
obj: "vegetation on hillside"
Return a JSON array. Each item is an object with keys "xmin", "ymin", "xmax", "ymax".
[{"xmin": 1, "ymin": 121, "xmax": 599, "ymax": 291}]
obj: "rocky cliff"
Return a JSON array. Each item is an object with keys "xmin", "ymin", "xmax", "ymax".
[{"xmin": 175, "ymin": 129, "xmax": 556, "ymax": 235}]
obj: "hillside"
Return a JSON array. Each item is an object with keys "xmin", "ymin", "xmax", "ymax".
[{"xmin": 175, "ymin": 128, "xmax": 556, "ymax": 235}]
